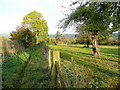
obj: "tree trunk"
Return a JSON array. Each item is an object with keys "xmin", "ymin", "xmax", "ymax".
[
  {"xmin": 92, "ymin": 34, "xmax": 100, "ymax": 57},
  {"xmin": 54, "ymin": 43, "xmax": 57, "ymax": 45},
  {"xmin": 35, "ymin": 33, "xmax": 38, "ymax": 45},
  {"xmin": 86, "ymin": 40, "xmax": 90, "ymax": 48}
]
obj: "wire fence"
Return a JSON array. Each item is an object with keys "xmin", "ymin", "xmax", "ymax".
[{"xmin": 48, "ymin": 49, "xmax": 99, "ymax": 88}]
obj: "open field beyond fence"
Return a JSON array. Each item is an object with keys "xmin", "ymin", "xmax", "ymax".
[{"xmin": 49, "ymin": 44, "xmax": 119, "ymax": 88}]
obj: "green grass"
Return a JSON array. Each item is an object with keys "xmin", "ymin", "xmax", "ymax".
[
  {"xmin": 2, "ymin": 42, "xmax": 119, "ymax": 88},
  {"xmin": 2, "ymin": 45, "xmax": 52, "ymax": 88},
  {"xmin": 49, "ymin": 44, "xmax": 119, "ymax": 88}
]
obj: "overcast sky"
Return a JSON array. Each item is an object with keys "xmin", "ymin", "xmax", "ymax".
[{"xmin": 0, "ymin": 0, "xmax": 78, "ymax": 34}]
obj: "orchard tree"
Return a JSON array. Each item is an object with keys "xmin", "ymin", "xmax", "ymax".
[
  {"xmin": 76, "ymin": 24, "xmax": 91, "ymax": 47},
  {"xmin": 55, "ymin": 31, "xmax": 61, "ymax": 45},
  {"xmin": 22, "ymin": 11, "xmax": 49, "ymax": 44},
  {"xmin": 60, "ymin": 1, "xmax": 120, "ymax": 56},
  {"xmin": 76, "ymin": 24, "xmax": 110, "ymax": 48},
  {"xmin": 61, "ymin": 35, "xmax": 75, "ymax": 44},
  {"xmin": 76, "ymin": 32, "xmax": 91, "ymax": 47}
]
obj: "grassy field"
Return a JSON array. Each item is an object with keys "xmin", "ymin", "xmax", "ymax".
[
  {"xmin": 49, "ymin": 44, "xmax": 119, "ymax": 88},
  {"xmin": 2, "ymin": 40, "xmax": 119, "ymax": 88}
]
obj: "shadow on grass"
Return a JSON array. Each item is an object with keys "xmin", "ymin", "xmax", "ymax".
[
  {"xmin": 56, "ymin": 45, "xmax": 119, "ymax": 63},
  {"xmin": 52, "ymin": 47, "xmax": 119, "ymax": 64},
  {"xmin": 67, "ymin": 45, "xmax": 92, "ymax": 49},
  {"xmin": 62, "ymin": 44, "xmax": 119, "ymax": 56},
  {"xmin": 68, "ymin": 51, "xmax": 119, "ymax": 63},
  {"xmin": 61, "ymin": 51, "xmax": 119, "ymax": 77},
  {"xmin": 57, "ymin": 44, "xmax": 85, "ymax": 49},
  {"xmin": 73, "ymin": 51, "xmax": 119, "ymax": 63},
  {"xmin": 100, "ymin": 48, "xmax": 118, "ymax": 56},
  {"xmin": 51, "ymin": 48, "xmax": 92, "ymax": 56},
  {"xmin": 97, "ymin": 57, "xmax": 119, "ymax": 63}
]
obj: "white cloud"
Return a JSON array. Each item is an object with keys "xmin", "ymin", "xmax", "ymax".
[
  {"xmin": 0, "ymin": 0, "xmax": 76, "ymax": 34},
  {"xmin": 0, "ymin": 15, "xmax": 23, "ymax": 33}
]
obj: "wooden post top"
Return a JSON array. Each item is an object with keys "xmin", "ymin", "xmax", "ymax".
[{"xmin": 53, "ymin": 51, "xmax": 60, "ymax": 61}]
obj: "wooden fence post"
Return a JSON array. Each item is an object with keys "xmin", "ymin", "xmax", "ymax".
[
  {"xmin": 48, "ymin": 49, "xmax": 52, "ymax": 69},
  {"xmin": 52, "ymin": 51, "xmax": 60, "ymax": 87},
  {"xmin": 53, "ymin": 51, "xmax": 60, "ymax": 63},
  {"xmin": 49, "ymin": 50, "xmax": 66, "ymax": 88},
  {"xmin": 53, "ymin": 51, "xmax": 66, "ymax": 88}
]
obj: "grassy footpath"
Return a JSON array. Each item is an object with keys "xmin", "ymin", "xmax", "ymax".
[
  {"xmin": 49, "ymin": 44, "xmax": 119, "ymax": 88},
  {"xmin": 2, "ymin": 45, "xmax": 52, "ymax": 88}
]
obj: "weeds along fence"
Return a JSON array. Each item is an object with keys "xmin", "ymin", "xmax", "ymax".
[
  {"xmin": 48, "ymin": 49, "xmax": 98, "ymax": 88},
  {"xmin": 0, "ymin": 38, "xmax": 4, "ymax": 90},
  {"xmin": 0, "ymin": 38, "xmax": 2, "ymax": 86},
  {"xmin": 0, "ymin": 38, "xmax": 7, "ymax": 61},
  {"xmin": 0, "ymin": 38, "xmax": 10, "ymax": 61},
  {"xmin": 0, "ymin": 38, "xmax": 16, "ymax": 61},
  {"xmin": 0, "ymin": 38, "xmax": 3, "ymax": 59}
]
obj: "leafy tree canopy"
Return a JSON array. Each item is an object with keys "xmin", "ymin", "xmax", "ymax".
[
  {"xmin": 22, "ymin": 11, "xmax": 49, "ymax": 44},
  {"xmin": 59, "ymin": 0, "xmax": 120, "ymax": 56},
  {"xmin": 61, "ymin": 1, "xmax": 119, "ymax": 33}
]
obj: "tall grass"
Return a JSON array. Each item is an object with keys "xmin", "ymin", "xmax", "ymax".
[{"xmin": 2, "ymin": 44, "xmax": 52, "ymax": 88}]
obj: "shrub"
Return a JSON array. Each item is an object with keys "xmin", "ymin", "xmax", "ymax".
[{"xmin": 11, "ymin": 26, "xmax": 35, "ymax": 48}]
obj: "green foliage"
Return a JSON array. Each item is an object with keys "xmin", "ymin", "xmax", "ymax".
[
  {"xmin": 76, "ymin": 30, "xmax": 91, "ymax": 47},
  {"xmin": 50, "ymin": 33, "xmax": 76, "ymax": 45},
  {"xmin": 98, "ymin": 37, "xmax": 118, "ymax": 45},
  {"xmin": 60, "ymin": 35, "xmax": 75, "ymax": 44},
  {"xmin": 50, "ymin": 38, "xmax": 56, "ymax": 44},
  {"xmin": 11, "ymin": 26, "xmax": 35, "ymax": 48},
  {"xmin": 55, "ymin": 31, "xmax": 61, "ymax": 44},
  {"xmin": 2, "ymin": 53, "xmax": 24, "ymax": 88},
  {"xmin": 2, "ymin": 45, "xmax": 52, "ymax": 88},
  {"xmin": 60, "ymin": 1, "xmax": 120, "ymax": 56},
  {"xmin": 22, "ymin": 11, "xmax": 49, "ymax": 44},
  {"xmin": 65, "ymin": 2, "xmax": 119, "ymax": 32},
  {"xmin": 1, "ymin": 37, "xmax": 9, "ymax": 55}
]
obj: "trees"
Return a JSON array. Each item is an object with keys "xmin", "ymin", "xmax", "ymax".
[
  {"xmin": 59, "ymin": 35, "xmax": 75, "ymax": 44},
  {"xmin": 75, "ymin": 24, "xmax": 91, "ymax": 47},
  {"xmin": 76, "ymin": 32, "xmax": 91, "ymax": 47},
  {"xmin": 22, "ymin": 11, "xmax": 49, "ymax": 44},
  {"xmin": 11, "ymin": 11, "xmax": 49, "ymax": 48},
  {"xmin": 60, "ymin": 1, "xmax": 119, "ymax": 56},
  {"xmin": 55, "ymin": 31, "xmax": 61, "ymax": 45},
  {"xmin": 11, "ymin": 26, "xmax": 35, "ymax": 48}
]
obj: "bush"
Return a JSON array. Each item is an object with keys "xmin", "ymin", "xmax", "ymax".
[
  {"xmin": 98, "ymin": 38, "xmax": 119, "ymax": 45},
  {"xmin": 11, "ymin": 26, "xmax": 35, "ymax": 48}
]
